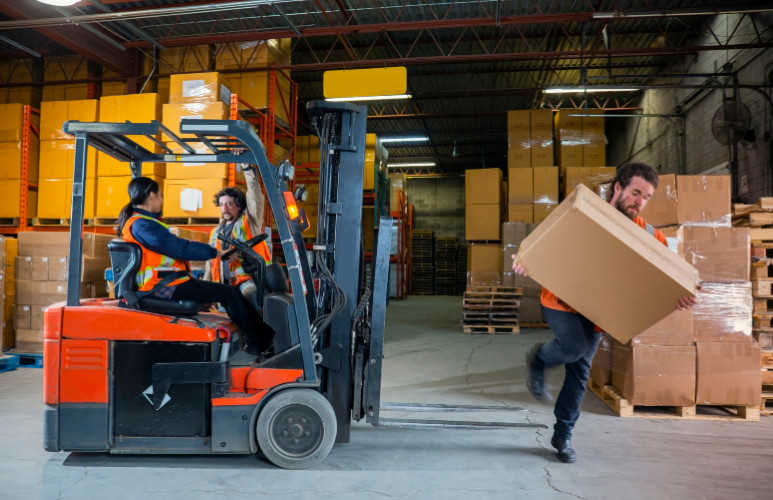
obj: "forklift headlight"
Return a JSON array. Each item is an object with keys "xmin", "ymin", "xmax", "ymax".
[
  {"xmin": 293, "ymin": 185, "xmax": 309, "ymax": 202},
  {"xmin": 277, "ymin": 160, "xmax": 295, "ymax": 182}
]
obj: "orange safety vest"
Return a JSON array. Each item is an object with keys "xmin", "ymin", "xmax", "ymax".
[
  {"xmin": 540, "ymin": 215, "xmax": 667, "ymax": 313},
  {"xmin": 210, "ymin": 211, "xmax": 272, "ymax": 286},
  {"xmin": 122, "ymin": 214, "xmax": 191, "ymax": 292}
]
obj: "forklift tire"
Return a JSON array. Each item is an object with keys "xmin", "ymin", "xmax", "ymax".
[{"xmin": 256, "ymin": 389, "xmax": 337, "ymax": 469}]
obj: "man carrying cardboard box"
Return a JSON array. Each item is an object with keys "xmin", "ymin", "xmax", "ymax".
[{"xmin": 512, "ymin": 163, "xmax": 697, "ymax": 464}]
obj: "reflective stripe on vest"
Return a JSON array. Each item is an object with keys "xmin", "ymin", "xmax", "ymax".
[
  {"xmin": 122, "ymin": 214, "xmax": 190, "ymax": 291},
  {"xmin": 645, "ymin": 223, "xmax": 655, "ymax": 236},
  {"xmin": 210, "ymin": 212, "xmax": 272, "ymax": 286}
]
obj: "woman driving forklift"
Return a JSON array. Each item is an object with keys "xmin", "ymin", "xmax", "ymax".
[{"xmin": 116, "ymin": 176, "xmax": 274, "ymax": 354}]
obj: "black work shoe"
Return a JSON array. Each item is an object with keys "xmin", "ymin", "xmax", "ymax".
[
  {"xmin": 550, "ymin": 435, "xmax": 577, "ymax": 464},
  {"xmin": 525, "ymin": 343, "xmax": 553, "ymax": 403}
]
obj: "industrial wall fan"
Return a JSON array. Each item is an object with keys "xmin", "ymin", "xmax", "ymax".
[{"xmin": 711, "ymin": 98, "xmax": 753, "ymax": 145}]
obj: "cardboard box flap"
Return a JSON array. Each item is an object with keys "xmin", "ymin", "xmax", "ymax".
[{"xmin": 515, "ymin": 184, "xmax": 698, "ymax": 342}]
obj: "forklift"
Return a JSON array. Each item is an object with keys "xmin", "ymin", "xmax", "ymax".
[{"xmin": 43, "ymin": 101, "xmax": 542, "ymax": 469}]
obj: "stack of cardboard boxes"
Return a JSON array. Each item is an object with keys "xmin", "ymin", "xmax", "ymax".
[
  {"xmin": 37, "ymin": 100, "xmax": 99, "ymax": 219},
  {"xmin": 161, "ymin": 72, "xmax": 233, "ymax": 219},
  {"xmin": 1, "ymin": 237, "xmax": 17, "ymax": 350},
  {"xmin": 13, "ymin": 233, "xmax": 112, "ymax": 353},
  {"xmin": 0, "ymin": 103, "xmax": 39, "ymax": 219},
  {"xmin": 593, "ymin": 174, "xmax": 761, "ymax": 411},
  {"xmin": 465, "ymin": 168, "xmax": 504, "ymax": 286},
  {"xmin": 96, "ymin": 93, "xmax": 165, "ymax": 218},
  {"xmin": 554, "ymin": 109, "xmax": 615, "ymax": 198},
  {"xmin": 506, "ymin": 110, "xmax": 559, "ymax": 223},
  {"xmin": 501, "ymin": 222, "xmax": 544, "ymax": 323}
]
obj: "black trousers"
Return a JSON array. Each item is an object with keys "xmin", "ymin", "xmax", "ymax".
[{"xmin": 172, "ymin": 278, "xmax": 273, "ymax": 352}]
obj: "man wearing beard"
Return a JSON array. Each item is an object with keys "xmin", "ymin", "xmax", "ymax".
[{"xmin": 512, "ymin": 162, "xmax": 697, "ymax": 464}]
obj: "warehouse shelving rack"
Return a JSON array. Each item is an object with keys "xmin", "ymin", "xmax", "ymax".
[
  {"xmin": 389, "ymin": 189, "xmax": 412, "ymax": 300},
  {"xmin": 0, "ymin": 105, "xmax": 39, "ymax": 235}
]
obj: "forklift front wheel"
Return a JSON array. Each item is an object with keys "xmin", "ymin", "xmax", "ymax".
[{"xmin": 256, "ymin": 389, "xmax": 337, "ymax": 469}]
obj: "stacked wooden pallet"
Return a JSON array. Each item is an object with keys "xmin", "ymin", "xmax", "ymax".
[
  {"xmin": 411, "ymin": 230, "xmax": 434, "ymax": 295},
  {"xmin": 455, "ymin": 242, "xmax": 467, "ymax": 296},
  {"xmin": 734, "ymin": 199, "xmax": 773, "ymax": 415},
  {"xmin": 461, "ymin": 285, "xmax": 521, "ymax": 334},
  {"xmin": 434, "ymin": 237, "xmax": 457, "ymax": 295}
]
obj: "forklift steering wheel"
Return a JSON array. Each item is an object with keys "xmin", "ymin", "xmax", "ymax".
[{"xmin": 220, "ymin": 233, "xmax": 269, "ymax": 261}]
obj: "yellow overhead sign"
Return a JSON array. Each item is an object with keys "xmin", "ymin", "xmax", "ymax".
[{"xmin": 323, "ymin": 67, "xmax": 407, "ymax": 99}]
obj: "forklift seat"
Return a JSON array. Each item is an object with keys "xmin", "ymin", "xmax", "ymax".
[
  {"xmin": 264, "ymin": 262, "xmax": 289, "ymax": 293},
  {"xmin": 108, "ymin": 239, "xmax": 203, "ymax": 317}
]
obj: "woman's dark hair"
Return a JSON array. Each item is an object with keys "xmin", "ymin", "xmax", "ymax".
[
  {"xmin": 607, "ymin": 162, "xmax": 659, "ymax": 201},
  {"xmin": 212, "ymin": 186, "xmax": 247, "ymax": 211},
  {"xmin": 117, "ymin": 177, "xmax": 161, "ymax": 236}
]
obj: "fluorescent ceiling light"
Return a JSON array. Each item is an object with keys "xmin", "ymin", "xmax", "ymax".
[
  {"xmin": 379, "ymin": 136, "xmax": 429, "ymax": 143},
  {"xmin": 36, "ymin": 0, "xmax": 80, "ymax": 6},
  {"xmin": 388, "ymin": 162, "xmax": 436, "ymax": 168},
  {"xmin": 325, "ymin": 94, "xmax": 411, "ymax": 102},
  {"xmin": 543, "ymin": 87, "xmax": 639, "ymax": 94}
]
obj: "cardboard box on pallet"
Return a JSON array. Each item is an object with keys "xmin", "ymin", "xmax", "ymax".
[
  {"xmin": 466, "ymin": 204, "xmax": 502, "ymax": 241},
  {"xmin": 508, "ymin": 168, "xmax": 533, "ymax": 204},
  {"xmin": 0, "ymin": 180, "xmax": 37, "ymax": 219},
  {"xmin": 590, "ymin": 333, "xmax": 614, "ymax": 386},
  {"xmin": 164, "ymin": 178, "xmax": 228, "ymax": 218},
  {"xmin": 466, "ymin": 168, "xmax": 503, "ymax": 205},
  {"xmin": 677, "ymin": 226, "xmax": 749, "ymax": 282},
  {"xmin": 696, "ymin": 341, "xmax": 761, "ymax": 405},
  {"xmin": 611, "ymin": 342, "xmax": 696, "ymax": 406},
  {"xmin": 514, "ymin": 184, "xmax": 698, "ymax": 344},
  {"xmin": 168, "ymin": 72, "xmax": 232, "ymax": 105},
  {"xmin": 640, "ymin": 174, "xmax": 731, "ymax": 227},
  {"xmin": 693, "ymin": 281, "xmax": 752, "ymax": 342},
  {"xmin": 630, "ymin": 308, "xmax": 694, "ymax": 345},
  {"xmin": 18, "ymin": 232, "xmax": 113, "ymax": 258},
  {"xmin": 468, "ymin": 243, "xmax": 502, "ymax": 286},
  {"xmin": 15, "ymin": 255, "xmax": 110, "ymax": 283}
]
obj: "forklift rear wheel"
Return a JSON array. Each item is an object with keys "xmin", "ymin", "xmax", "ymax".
[{"xmin": 256, "ymin": 389, "xmax": 337, "ymax": 469}]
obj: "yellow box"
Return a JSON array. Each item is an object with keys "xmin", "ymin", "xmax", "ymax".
[
  {"xmin": 169, "ymin": 72, "xmax": 232, "ymax": 105},
  {"xmin": 39, "ymin": 140, "xmax": 97, "ymax": 179},
  {"xmin": 323, "ymin": 67, "xmax": 407, "ymax": 100},
  {"xmin": 507, "ymin": 110, "xmax": 530, "ymax": 136},
  {"xmin": 364, "ymin": 134, "xmax": 378, "ymax": 191},
  {"xmin": 466, "ymin": 168, "xmax": 503, "ymax": 205},
  {"xmin": 466, "ymin": 204, "xmax": 502, "ymax": 241},
  {"xmin": 98, "ymin": 93, "xmax": 161, "ymax": 172},
  {"xmin": 40, "ymin": 99, "xmax": 99, "ymax": 140},
  {"xmin": 530, "ymin": 110, "xmax": 553, "ymax": 132},
  {"xmin": 98, "ymin": 154, "xmax": 165, "ymax": 177},
  {"xmin": 583, "ymin": 142, "xmax": 606, "ymax": 167},
  {"xmin": 96, "ymin": 175, "xmax": 164, "ymax": 218},
  {"xmin": 508, "ymin": 168, "xmax": 533, "ymax": 204},
  {"xmin": 37, "ymin": 178, "xmax": 97, "ymax": 219},
  {"xmin": 0, "ymin": 138, "xmax": 40, "ymax": 181},
  {"xmin": 0, "ymin": 180, "xmax": 37, "ymax": 218},
  {"xmin": 0, "ymin": 103, "xmax": 25, "ymax": 142},
  {"xmin": 162, "ymin": 101, "xmax": 229, "ymax": 139},
  {"xmin": 163, "ymin": 178, "xmax": 227, "ymax": 218},
  {"xmin": 533, "ymin": 167, "xmax": 559, "ymax": 204},
  {"xmin": 507, "ymin": 203, "xmax": 533, "ymax": 223},
  {"xmin": 558, "ymin": 144, "xmax": 583, "ymax": 169},
  {"xmin": 533, "ymin": 203, "xmax": 558, "ymax": 223}
]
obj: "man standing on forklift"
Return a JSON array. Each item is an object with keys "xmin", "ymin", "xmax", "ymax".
[
  {"xmin": 206, "ymin": 165, "xmax": 272, "ymax": 313},
  {"xmin": 117, "ymin": 176, "xmax": 273, "ymax": 354}
]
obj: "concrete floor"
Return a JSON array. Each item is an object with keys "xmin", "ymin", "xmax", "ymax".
[{"xmin": 1, "ymin": 295, "xmax": 772, "ymax": 499}]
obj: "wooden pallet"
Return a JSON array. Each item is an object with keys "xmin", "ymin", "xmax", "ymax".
[
  {"xmin": 753, "ymin": 316, "xmax": 773, "ymax": 329},
  {"xmin": 753, "ymin": 298, "xmax": 773, "ymax": 316},
  {"xmin": 753, "ymin": 329, "xmax": 773, "ymax": 348},
  {"xmin": 520, "ymin": 322, "xmax": 549, "ymax": 329},
  {"xmin": 91, "ymin": 217, "xmax": 120, "ymax": 227},
  {"xmin": 752, "ymin": 280, "xmax": 773, "ymax": 298},
  {"xmin": 762, "ymin": 349, "xmax": 773, "ymax": 368},
  {"xmin": 761, "ymin": 392, "xmax": 773, "ymax": 416},
  {"xmin": 588, "ymin": 379, "xmax": 760, "ymax": 421},
  {"xmin": 462, "ymin": 324, "xmax": 520, "ymax": 335}
]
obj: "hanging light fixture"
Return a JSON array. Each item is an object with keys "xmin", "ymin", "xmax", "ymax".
[{"xmin": 36, "ymin": 1, "xmax": 80, "ymax": 6}]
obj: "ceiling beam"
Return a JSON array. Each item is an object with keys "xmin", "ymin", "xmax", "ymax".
[{"xmin": 0, "ymin": 1, "xmax": 132, "ymax": 76}]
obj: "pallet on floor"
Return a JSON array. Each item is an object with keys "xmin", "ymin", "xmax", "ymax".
[
  {"xmin": 761, "ymin": 391, "xmax": 773, "ymax": 416},
  {"xmin": 588, "ymin": 378, "xmax": 760, "ymax": 421},
  {"xmin": 0, "ymin": 354, "xmax": 19, "ymax": 373},
  {"xmin": 519, "ymin": 322, "xmax": 549, "ymax": 329},
  {"xmin": 462, "ymin": 324, "xmax": 520, "ymax": 335}
]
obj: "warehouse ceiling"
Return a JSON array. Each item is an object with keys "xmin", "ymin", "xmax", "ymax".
[{"xmin": 1, "ymin": 1, "xmax": 772, "ymax": 174}]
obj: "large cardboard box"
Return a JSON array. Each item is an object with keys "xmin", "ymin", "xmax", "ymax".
[
  {"xmin": 163, "ymin": 142, "xmax": 240, "ymax": 180},
  {"xmin": 164, "ymin": 178, "xmax": 228, "ymax": 218},
  {"xmin": 611, "ymin": 343, "xmax": 696, "ymax": 406},
  {"xmin": 693, "ymin": 281, "xmax": 752, "ymax": 342},
  {"xmin": 508, "ymin": 168, "xmax": 533, "ymax": 204},
  {"xmin": 563, "ymin": 167, "xmax": 616, "ymax": 198},
  {"xmin": 631, "ymin": 308, "xmax": 694, "ymax": 345},
  {"xmin": 533, "ymin": 167, "xmax": 558, "ymax": 204},
  {"xmin": 466, "ymin": 204, "xmax": 501, "ymax": 241},
  {"xmin": 0, "ymin": 103, "xmax": 25, "ymax": 142},
  {"xmin": 40, "ymin": 99, "xmax": 99, "ymax": 140},
  {"xmin": 39, "ymin": 140, "xmax": 97, "ymax": 179},
  {"xmin": 508, "ymin": 204, "xmax": 533, "ymax": 223},
  {"xmin": 168, "ymin": 72, "xmax": 232, "ymax": 105},
  {"xmin": 640, "ymin": 175, "xmax": 731, "ymax": 227},
  {"xmin": 37, "ymin": 178, "xmax": 96, "ymax": 219},
  {"xmin": 98, "ymin": 93, "xmax": 162, "ymax": 176},
  {"xmin": 515, "ymin": 184, "xmax": 698, "ymax": 343},
  {"xmin": 0, "ymin": 180, "xmax": 37, "ymax": 219},
  {"xmin": 465, "ymin": 168, "xmax": 503, "ymax": 205},
  {"xmin": 97, "ymin": 175, "xmax": 164, "ymax": 218},
  {"xmin": 530, "ymin": 110, "xmax": 554, "ymax": 167},
  {"xmin": 0, "ymin": 138, "xmax": 40, "ymax": 181},
  {"xmin": 590, "ymin": 333, "xmax": 614, "ymax": 385},
  {"xmin": 533, "ymin": 203, "xmax": 557, "ymax": 223},
  {"xmin": 678, "ymin": 226, "xmax": 749, "ymax": 282},
  {"xmin": 695, "ymin": 341, "xmax": 761, "ymax": 405},
  {"xmin": 468, "ymin": 243, "xmax": 502, "ymax": 285}
]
